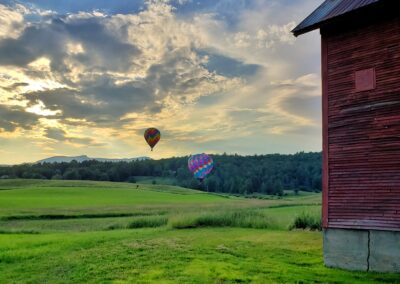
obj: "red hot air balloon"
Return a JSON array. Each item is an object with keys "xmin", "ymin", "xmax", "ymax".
[{"xmin": 144, "ymin": 128, "xmax": 161, "ymax": 151}]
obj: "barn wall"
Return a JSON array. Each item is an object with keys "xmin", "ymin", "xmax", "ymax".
[{"xmin": 323, "ymin": 15, "xmax": 400, "ymax": 231}]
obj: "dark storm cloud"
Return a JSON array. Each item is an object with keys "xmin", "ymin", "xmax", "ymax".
[
  {"xmin": 45, "ymin": 127, "xmax": 66, "ymax": 140},
  {"xmin": 19, "ymin": 50, "xmax": 197, "ymax": 125},
  {"xmin": 83, "ymin": 77, "xmax": 155, "ymax": 113},
  {"xmin": 0, "ymin": 104, "xmax": 40, "ymax": 132},
  {"xmin": 198, "ymin": 50, "xmax": 262, "ymax": 78},
  {"xmin": 23, "ymin": 88, "xmax": 99, "ymax": 120},
  {"xmin": 1, "ymin": 2, "xmax": 248, "ymax": 133},
  {"xmin": 142, "ymin": 48, "xmax": 229, "ymax": 103},
  {"xmin": 62, "ymin": 17, "xmax": 140, "ymax": 72},
  {"xmin": 0, "ymin": 40, "xmax": 34, "ymax": 66},
  {"xmin": 0, "ymin": 16, "xmax": 140, "ymax": 75},
  {"xmin": 22, "ymin": 81, "xmax": 157, "ymax": 126},
  {"xmin": 45, "ymin": 127, "xmax": 104, "ymax": 145},
  {"xmin": 145, "ymin": 48, "xmax": 203, "ymax": 93},
  {"xmin": 1, "ymin": 82, "xmax": 29, "ymax": 91},
  {"xmin": 4, "ymin": 11, "xmax": 227, "ymax": 128},
  {"xmin": 0, "ymin": 19, "xmax": 67, "ymax": 67}
]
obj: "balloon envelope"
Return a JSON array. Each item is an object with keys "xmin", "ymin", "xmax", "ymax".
[
  {"xmin": 144, "ymin": 128, "xmax": 160, "ymax": 150},
  {"xmin": 188, "ymin": 153, "xmax": 213, "ymax": 181}
]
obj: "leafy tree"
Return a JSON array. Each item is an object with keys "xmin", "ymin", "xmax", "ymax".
[
  {"xmin": 63, "ymin": 169, "xmax": 80, "ymax": 180},
  {"xmin": 0, "ymin": 152, "xmax": 322, "ymax": 195}
]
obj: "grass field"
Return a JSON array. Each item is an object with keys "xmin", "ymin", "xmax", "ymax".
[{"xmin": 0, "ymin": 180, "xmax": 398, "ymax": 283}]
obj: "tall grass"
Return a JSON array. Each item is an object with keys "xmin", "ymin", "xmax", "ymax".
[
  {"xmin": 127, "ymin": 216, "xmax": 168, "ymax": 228},
  {"xmin": 290, "ymin": 212, "xmax": 321, "ymax": 231},
  {"xmin": 106, "ymin": 215, "xmax": 168, "ymax": 230},
  {"xmin": 169, "ymin": 210, "xmax": 272, "ymax": 229}
]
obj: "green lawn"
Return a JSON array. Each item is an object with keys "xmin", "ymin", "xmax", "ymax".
[
  {"xmin": 0, "ymin": 180, "xmax": 225, "ymax": 213},
  {"xmin": 0, "ymin": 180, "xmax": 398, "ymax": 283}
]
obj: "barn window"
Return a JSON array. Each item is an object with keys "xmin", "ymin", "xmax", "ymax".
[{"xmin": 355, "ymin": 68, "xmax": 376, "ymax": 92}]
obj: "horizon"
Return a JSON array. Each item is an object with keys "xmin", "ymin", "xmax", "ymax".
[
  {"xmin": 0, "ymin": 0, "xmax": 322, "ymax": 164},
  {"xmin": 2, "ymin": 150, "xmax": 322, "ymax": 165}
]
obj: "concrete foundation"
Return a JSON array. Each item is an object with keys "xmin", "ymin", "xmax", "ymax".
[
  {"xmin": 324, "ymin": 229, "xmax": 369, "ymax": 271},
  {"xmin": 324, "ymin": 228, "xmax": 400, "ymax": 272},
  {"xmin": 370, "ymin": 230, "xmax": 400, "ymax": 272}
]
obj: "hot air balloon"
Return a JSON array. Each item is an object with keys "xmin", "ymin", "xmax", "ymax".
[
  {"xmin": 188, "ymin": 153, "xmax": 214, "ymax": 182},
  {"xmin": 144, "ymin": 128, "xmax": 160, "ymax": 151}
]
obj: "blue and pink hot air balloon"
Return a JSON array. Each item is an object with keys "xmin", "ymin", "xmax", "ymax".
[{"xmin": 188, "ymin": 153, "xmax": 214, "ymax": 182}]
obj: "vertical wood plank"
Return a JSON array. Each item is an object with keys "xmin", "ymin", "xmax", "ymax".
[{"xmin": 321, "ymin": 34, "xmax": 329, "ymax": 228}]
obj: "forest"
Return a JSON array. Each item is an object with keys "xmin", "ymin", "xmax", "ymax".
[{"xmin": 0, "ymin": 152, "xmax": 322, "ymax": 195}]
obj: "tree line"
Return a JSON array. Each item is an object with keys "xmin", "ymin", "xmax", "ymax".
[{"xmin": 0, "ymin": 152, "xmax": 322, "ymax": 195}]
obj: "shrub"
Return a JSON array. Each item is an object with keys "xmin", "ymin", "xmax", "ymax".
[
  {"xmin": 51, "ymin": 174, "xmax": 63, "ymax": 180},
  {"xmin": 290, "ymin": 212, "xmax": 321, "ymax": 231}
]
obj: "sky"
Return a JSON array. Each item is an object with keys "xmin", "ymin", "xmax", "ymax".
[{"xmin": 0, "ymin": 0, "xmax": 322, "ymax": 164}]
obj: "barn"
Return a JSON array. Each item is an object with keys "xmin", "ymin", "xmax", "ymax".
[{"xmin": 292, "ymin": 0, "xmax": 400, "ymax": 272}]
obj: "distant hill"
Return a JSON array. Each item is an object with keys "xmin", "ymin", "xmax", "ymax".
[{"xmin": 36, "ymin": 155, "xmax": 150, "ymax": 164}]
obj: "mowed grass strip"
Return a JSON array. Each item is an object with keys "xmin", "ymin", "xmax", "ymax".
[
  {"xmin": 0, "ymin": 179, "xmax": 321, "ymax": 219},
  {"xmin": 0, "ymin": 215, "xmax": 168, "ymax": 233}
]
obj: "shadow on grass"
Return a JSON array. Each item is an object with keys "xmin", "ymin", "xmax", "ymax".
[
  {"xmin": 1, "ymin": 211, "xmax": 167, "ymax": 221},
  {"xmin": 0, "ymin": 229, "xmax": 40, "ymax": 234}
]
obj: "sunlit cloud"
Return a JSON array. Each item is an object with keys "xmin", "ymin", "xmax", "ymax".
[
  {"xmin": 0, "ymin": 4, "xmax": 25, "ymax": 39},
  {"xmin": 26, "ymin": 100, "xmax": 62, "ymax": 116}
]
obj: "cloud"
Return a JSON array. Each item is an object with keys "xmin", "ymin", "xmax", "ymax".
[
  {"xmin": 0, "ymin": 104, "xmax": 40, "ymax": 132},
  {"xmin": 45, "ymin": 127, "xmax": 105, "ymax": 146},
  {"xmin": 0, "ymin": 16, "xmax": 141, "ymax": 74},
  {"xmin": 280, "ymin": 94, "xmax": 321, "ymax": 121},
  {"xmin": 0, "ymin": 0, "xmax": 322, "ymax": 163},
  {"xmin": 0, "ymin": 4, "xmax": 25, "ymax": 39},
  {"xmin": 45, "ymin": 127, "xmax": 67, "ymax": 140},
  {"xmin": 1, "ymin": 82, "xmax": 29, "ymax": 92},
  {"xmin": 199, "ymin": 50, "xmax": 262, "ymax": 78},
  {"xmin": 5, "ymin": 1, "xmax": 242, "ymax": 129}
]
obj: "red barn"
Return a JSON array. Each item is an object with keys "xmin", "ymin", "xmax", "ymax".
[{"xmin": 293, "ymin": 0, "xmax": 400, "ymax": 272}]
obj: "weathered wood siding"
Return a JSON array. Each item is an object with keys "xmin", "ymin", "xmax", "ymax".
[{"xmin": 322, "ymin": 16, "xmax": 400, "ymax": 230}]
